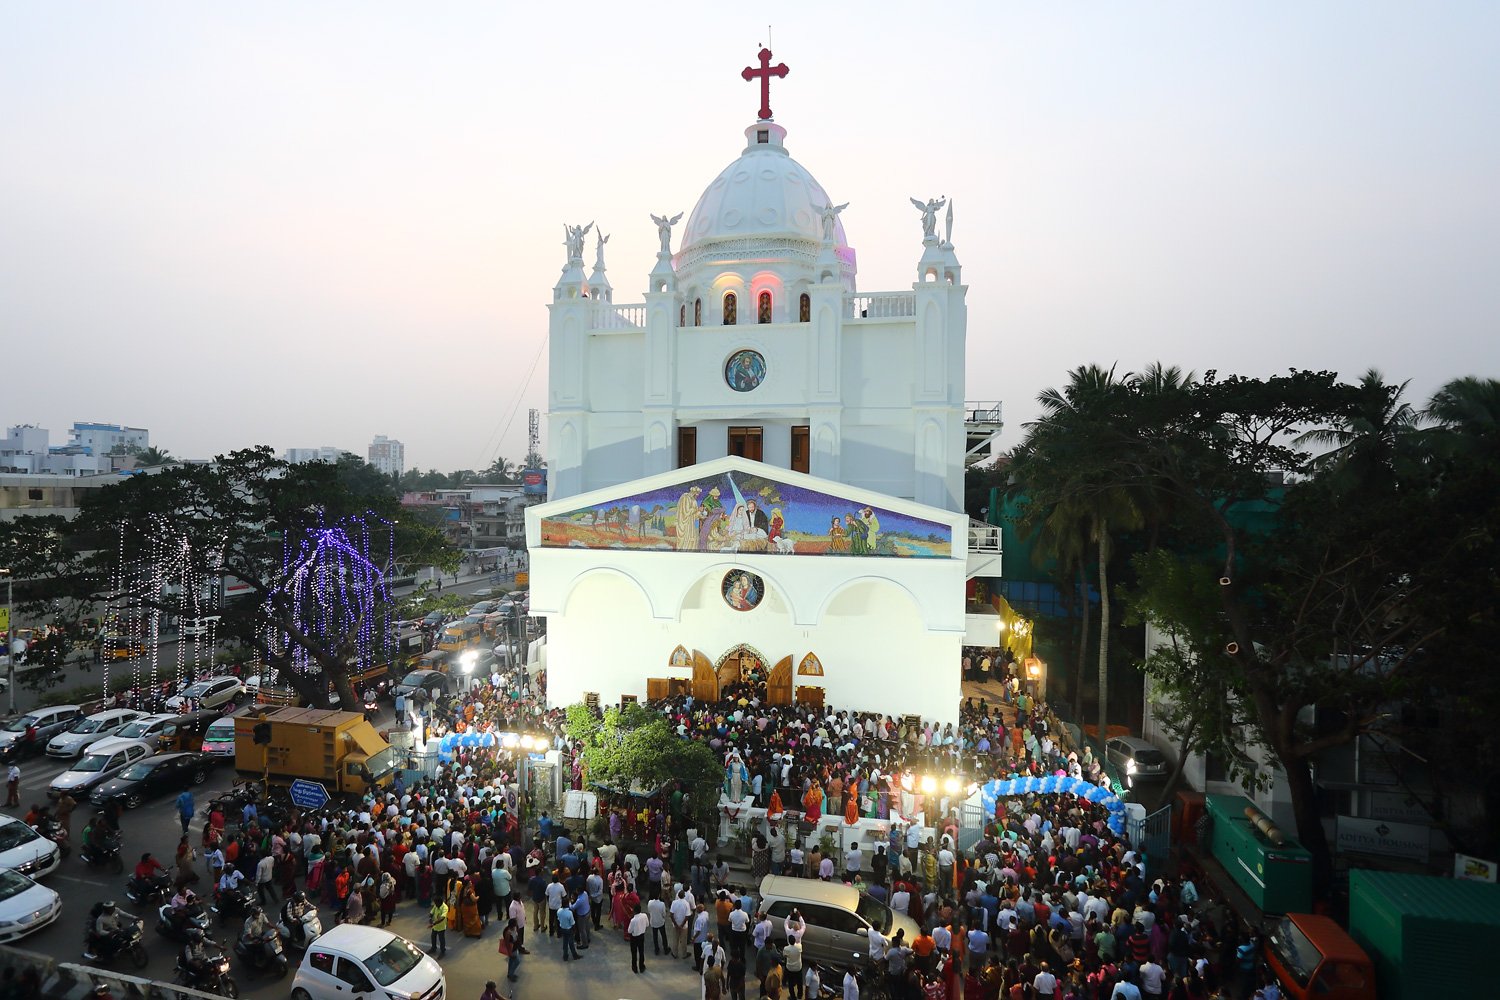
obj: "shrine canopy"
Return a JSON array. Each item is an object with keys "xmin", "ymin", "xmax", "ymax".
[{"xmin": 978, "ymin": 774, "xmax": 1126, "ymax": 835}]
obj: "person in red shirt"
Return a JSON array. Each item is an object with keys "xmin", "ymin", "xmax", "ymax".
[{"xmin": 134, "ymin": 852, "xmax": 167, "ymax": 881}]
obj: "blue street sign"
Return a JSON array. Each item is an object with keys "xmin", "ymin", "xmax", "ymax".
[{"xmin": 288, "ymin": 778, "xmax": 330, "ymax": 810}]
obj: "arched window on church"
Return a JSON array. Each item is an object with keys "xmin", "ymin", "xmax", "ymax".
[
  {"xmin": 679, "ymin": 304, "xmax": 686, "ymax": 328},
  {"xmin": 799, "ymin": 293, "xmax": 811, "ymax": 323},
  {"xmin": 723, "ymin": 292, "xmax": 737, "ymax": 326},
  {"xmin": 694, "ymin": 298, "xmax": 702, "ymax": 327},
  {"xmin": 757, "ymin": 291, "xmax": 772, "ymax": 324}
]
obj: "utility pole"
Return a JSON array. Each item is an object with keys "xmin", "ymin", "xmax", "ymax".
[{"xmin": 1, "ymin": 568, "xmax": 13, "ymax": 715}]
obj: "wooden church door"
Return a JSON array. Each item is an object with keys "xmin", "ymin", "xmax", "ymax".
[
  {"xmin": 767, "ymin": 656, "xmax": 793, "ymax": 706},
  {"xmin": 691, "ymin": 650, "xmax": 718, "ymax": 701}
]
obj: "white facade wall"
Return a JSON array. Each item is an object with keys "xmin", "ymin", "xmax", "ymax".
[
  {"xmin": 548, "ymin": 299, "xmax": 966, "ymax": 510},
  {"xmin": 529, "ymin": 546, "xmax": 965, "ymax": 726}
]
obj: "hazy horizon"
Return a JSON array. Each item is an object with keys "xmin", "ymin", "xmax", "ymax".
[{"xmin": 4, "ymin": 3, "xmax": 1497, "ymax": 472}]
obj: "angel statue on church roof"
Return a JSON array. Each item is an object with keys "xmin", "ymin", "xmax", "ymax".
[
  {"xmin": 650, "ymin": 211, "xmax": 683, "ymax": 255},
  {"xmin": 594, "ymin": 231, "xmax": 609, "ymax": 271},
  {"xmin": 909, "ymin": 195, "xmax": 946, "ymax": 241},
  {"xmin": 815, "ymin": 201, "xmax": 848, "ymax": 242},
  {"xmin": 564, "ymin": 221, "xmax": 593, "ymax": 261}
]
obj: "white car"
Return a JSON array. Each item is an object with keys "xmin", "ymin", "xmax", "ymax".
[
  {"xmin": 98, "ymin": 713, "xmax": 179, "ymax": 747},
  {"xmin": 0, "ymin": 868, "xmax": 61, "ymax": 944},
  {"xmin": 290, "ymin": 924, "xmax": 444, "ymax": 1000},
  {"xmin": 45, "ymin": 708, "xmax": 146, "ymax": 759},
  {"xmin": 0, "ymin": 815, "xmax": 60, "ymax": 881},
  {"xmin": 165, "ymin": 675, "xmax": 244, "ymax": 711},
  {"xmin": 0, "ymin": 814, "xmax": 61, "ymax": 881},
  {"xmin": 180, "ymin": 615, "xmax": 222, "ymax": 638},
  {"xmin": 48, "ymin": 739, "xmax": 154, "ymax": 799}
]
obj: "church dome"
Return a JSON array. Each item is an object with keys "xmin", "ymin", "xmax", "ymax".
[{"xmin": 678, "ymin": 121, "xmax": 848, "ymax": 262}]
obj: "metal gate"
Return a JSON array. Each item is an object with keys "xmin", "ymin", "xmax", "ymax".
[
  {"xmin": 1132, "ymin": 804, "xmax": 1172, "ymax": 877},
  {"xmin": 956, "ymin": 800, "xmax": 987, "ymax": 852}
]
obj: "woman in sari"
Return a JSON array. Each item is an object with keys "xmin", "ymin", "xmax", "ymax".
[
  {"xmin": 609, "ymin": 865, "xmax": 632, "ymax": 929},
  {"xmin": 461, "ymin": 877, "xmax": 483, "ymax": 937},
  {"xmin": 802, "ymin": 781, "xmax": 823, "ymax": 823},
  {"xmin": 447, "ymin": 879, "xmax": 463, "ymax": 933}
]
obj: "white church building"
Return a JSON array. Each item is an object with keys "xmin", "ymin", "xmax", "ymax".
[{"xmin": 526, "ymin": 51, "xmax": 1002, "ymax": 725}]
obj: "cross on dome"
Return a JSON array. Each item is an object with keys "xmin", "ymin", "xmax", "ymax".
[{"xmin": 741, "ymin": 47, "xmax": 789, "ymax": 121}]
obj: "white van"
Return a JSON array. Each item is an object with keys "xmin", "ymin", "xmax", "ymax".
[
  {"xmin": 758, "ymin": 874, "xmax": 920, "ymax": 969},
  {"xmin": 290, "ymin": 924, "xmax": 444, "ymax": 1000},
  {"xmin": 202, "ymin": 717, "xmax": 237, "ymax": 759}
]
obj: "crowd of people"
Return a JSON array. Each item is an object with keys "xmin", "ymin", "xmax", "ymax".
[{"xmin": 45, "ymin": 639, "xmax": 1283, "ymax": 1000}]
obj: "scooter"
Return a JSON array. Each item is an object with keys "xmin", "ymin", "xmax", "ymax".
[
  {"xmin": 276, "ymin": 906, "xmax": 322, "ymax": 951},
  {"xmin": 235, "ymin": 924, "xmax": 290, "ymax": 978},
  {"xmin": 82, "ymin": 911, "xmax": 149, "ymax": 969}
]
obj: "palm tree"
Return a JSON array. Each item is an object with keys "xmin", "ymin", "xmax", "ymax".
[
  {"xmin": 1013, "ymin": 364, "xmax": 1146, "ymax": 743},
  {"xmin": 1424, "ymin": 376, "xmax": 1500, "ymax": 457},
  {"xmin": 136, "ymin": 446, "xmax": 174, "ymax": 466},
  {"xmin": 483, "ymin": 456, "xmax": 516, "ymax": 483},
  {"xmin": 1294, "ymin": 369, "xmax": 1426, "ymax": 485}
]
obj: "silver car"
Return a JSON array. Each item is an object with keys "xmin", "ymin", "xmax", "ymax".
[{"xmin": 45, "ymin": 709, "xmax": 146, "ymax": 759}]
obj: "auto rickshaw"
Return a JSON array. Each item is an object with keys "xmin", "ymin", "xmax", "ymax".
[{"xmin": 157, "ymin": 709, "xmax": 221, "ymax": 753}]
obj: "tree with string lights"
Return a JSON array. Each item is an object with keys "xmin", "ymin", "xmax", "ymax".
[{"xmin": 49, "ymin": 447, "xmax": 457, "ymax": 708}]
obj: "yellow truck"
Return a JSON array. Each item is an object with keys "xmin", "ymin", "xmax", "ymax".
[
  {"xmin": 234, "ymin": 707, "xmax": 397, "ymax": 796},
  {"xmin": 436, "ymin": 620, "xmax": 485, "ymax": 654}
]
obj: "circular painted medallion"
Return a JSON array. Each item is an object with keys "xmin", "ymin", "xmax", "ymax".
[
  {"xmin": 725, "ymin": 349, "xmax": 767, "ymax": 392},
  {"xmin": 722, "ymin": 569, "xmax": 764, "ymax": 612}
]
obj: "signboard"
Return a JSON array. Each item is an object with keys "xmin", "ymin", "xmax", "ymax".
[
  {"xmin": 0, "ymin": 608, "xmax": 8, "ymax": 633},
  {"xmin": 522, "ymin": 469, "xmax": 547, "ymax": 496},
  {"xmin": 1336, "ymin": 814, "xmax": 1429, "ymax": 862},
  {"xmin": 1455, "ymin": 853, "xmax": 1499, "ymax": 883},
  {"xmin": 1366, "ymin": 791, "xmax": 1432, "ymax": 825},
  {"xmin": 288, "ymin": 778, "xmax": 330, "ymax": 811}
]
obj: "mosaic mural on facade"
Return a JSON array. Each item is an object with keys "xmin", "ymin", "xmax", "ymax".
[{"xmin": 540, "ymin": 470, "xmax": 952, "ymax": 557}]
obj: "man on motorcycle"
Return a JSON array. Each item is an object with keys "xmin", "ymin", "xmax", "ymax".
[
  {"xmin": 83, "ymin": 817, "xmax": 109, "ymax": 853},
  {"xmin": 135, "ymin": 852, "xmax": 167, "ymax": 882},
  {"xmin": 218, "ymin": 865, "xmax": 245, "ymax": 894},
  {"xmin": 281, "ymin": 890, "xmax": 315, "ymax": 947},
  {"xmin": 241, "ymin": 902, "xmax": 273, "ymax": 952},
  {"xmin": 93, "ymin": 901, "xmax": 128, "ymax": 957},
  {"xmin": 181, "ymin": 927, "xmax": 215, "ymax": 982}
]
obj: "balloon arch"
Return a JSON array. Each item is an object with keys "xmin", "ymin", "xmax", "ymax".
[{"xmin": 977, "ymin": 774, "xmax": 1126, "ymax": 836}]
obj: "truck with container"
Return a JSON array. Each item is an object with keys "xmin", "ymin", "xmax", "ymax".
[
  {"xmin": 233, "ymin": 707, "xmax": 396, "ymax": 796},
  {"xmin": 1345, "ymin": 868, "xmax": 1499, "ymax": 1000}
]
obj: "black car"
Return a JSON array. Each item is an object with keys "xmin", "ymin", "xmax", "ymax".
[{"xmin": 89, "ymin": 751, "xmax": 215, "ymax": 809}]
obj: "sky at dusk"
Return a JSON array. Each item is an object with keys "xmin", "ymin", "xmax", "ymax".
[{"xmin": 3, "ymin": 3, "xmax": 1497, "ymax": 472}]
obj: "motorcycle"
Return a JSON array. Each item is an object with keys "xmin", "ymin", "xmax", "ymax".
[
  {"xmin": 156, "ymin": 900, "xmax": 210, "ymax": 942},
  {"xmin": 124, "ymin": 871, "xmax": 172, "ymax": 907},
  {"xmin": 200, "ymin": 781, "xmax": 263, "ymax": 821},
  {"xmin": 210, "ymin": 883, "xmax": 256, "ymax": 926},
  {"xmin": 82, "ymin": 911, "xmax": 149, "ymax": 969},
  {"xmin": 276, "ymin": 905, "xmax": 322, "ymax": 951},
  {"xmin": 36, "ymin": 818, "xmax": 70, "ymax": 859},
  {"xmin": 235, "ymin": 924, "xmax": 289, "ymax": 978},
  {"xmin": 80, "ymin": 832, "xmax": 124, "ymax": 874},
  {"xmin": 177, "ymin": 938, "xmax": 239, "ymax": 998}
]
